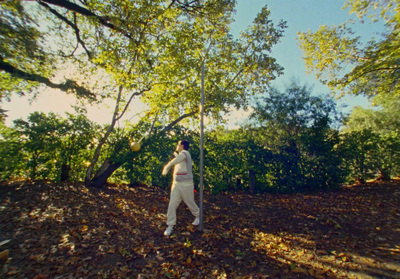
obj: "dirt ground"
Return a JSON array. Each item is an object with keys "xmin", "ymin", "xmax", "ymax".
[{"xmin": 0, "ymin": 179, "xmax": 399, "ymax": 278}]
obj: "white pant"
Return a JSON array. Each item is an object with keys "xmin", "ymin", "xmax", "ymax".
[{"xmin": 166, "ymin": 181, "xmax": 199, "ymax": 226}]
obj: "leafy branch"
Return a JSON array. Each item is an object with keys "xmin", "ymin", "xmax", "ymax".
[
  {"xmin": 0, "ymin": 56, "xmax": 96, "ymax": 100},
  {"xmin": 38, "ymin": 1, "xmax": 92, "ymax": 59},
  {"xmin": 39, "ymin": 0, "xmax": 135, "ymax": 40}
]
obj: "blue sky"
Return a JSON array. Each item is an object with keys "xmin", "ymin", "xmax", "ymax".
[
  {"xmin": 3, "ymin": 0, "xmax": 386, "ymax": 127},
  {"xmin": 230, "ymin": 0, "xmax": 384, "ymax": 116}
]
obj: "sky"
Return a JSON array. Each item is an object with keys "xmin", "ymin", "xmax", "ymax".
[
  {"xmin": 3, "ymin": 0, "xmax": 386, "ymax": 127},
  {"xmin": 226, "ymin": 0, "xmax": 385, "ymax": 126}
]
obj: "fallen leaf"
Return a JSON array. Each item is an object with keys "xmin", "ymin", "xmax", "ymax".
[
  {"xmin": 292, "ymin": 267, "xmax": 308, "ymax": 274},
  {"xmin": 0, "ymin": 250, "xmax": 9, "ymax": 260}
]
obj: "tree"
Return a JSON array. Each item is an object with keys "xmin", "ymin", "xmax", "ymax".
[
  {"xmin": 0, "ymin": 1, "xmax": 95, "ymax": 103},
  {"xmin": 249, "ymin": 81, "xmax": 344, "ymax": 192},
  {"xmin": 2, "ymin": 1, "xmax": 287, "ymax": 187},
  {"xmin": 0, "ymin": 111, "xmax": 97, "ymax": 181},
  {"xmin": 202, "ymin": 129, "xmax": 247, "ymax": 193},
  {"xmin": 12, "ymin": 112, "xmax": 64, "ymax": 180},
  {"xmin": 340, "ymin": 97, "xmax": 400, "ymax": 181},
  {"xmin": 86, "ymin": 3, "xmax": 286, "ymax": 187},
  {"xmin": 58, "ymin": 111, "xmax": 99, "ymax": 181},
  {"xmin": 0, "ymin": 123, "xmax": 25, "ymax": 179},
  {"xmin": 338, "ymin": 129, "xmax": 379, "ymax": 183},
  {"xmin": 297, "ymin": 0, "xmax": 400, "ymax": 100}
]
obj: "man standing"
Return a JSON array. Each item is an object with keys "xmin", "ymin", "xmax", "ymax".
[{"xmin": 162, "ymin": 140, "xmax": 200, "ymax": 236}]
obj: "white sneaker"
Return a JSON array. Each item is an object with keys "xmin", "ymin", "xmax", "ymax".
[
  {"xmin": 192, "ymin": 217, "xmax": 200, "ymax": 226},
  {"xmin": 164, "ymin": 226, "xmax": 173, "ymax": 236}
]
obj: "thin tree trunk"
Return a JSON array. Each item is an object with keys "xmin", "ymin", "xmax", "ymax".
[
  {"xmin": 248, "ymin": 169, "xmax": 256, "ymax": 193},
  {"xmin": 86, "ymin": 108, "xmax": 197, "ymax": 188},
  {"xmin": 85, "ymin": 83, "xmax": 148, "ymax": 188},
  {"xmin": 377, "ymin": 168, "xmax": 390, "ymax": 181},
  {"xmin": 60, "ymin": 163, "xmax": 70, "ymax": 182},
  {"xmin": 85, "ymin": 85, "xmax": 123, "ymax": 187},
  {"xmin": 89, "ymin": 159, "xmax": 122, "ymax": 188}
]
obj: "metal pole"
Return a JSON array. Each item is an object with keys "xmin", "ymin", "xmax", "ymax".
[{"xmin": 199, "ymin": 62, "xmax": 205, "ymax": 232}]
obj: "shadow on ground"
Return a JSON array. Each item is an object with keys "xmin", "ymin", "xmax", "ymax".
[{"xmin": 0, "ymin": 180, "xmax": 399, "ymax": 278}]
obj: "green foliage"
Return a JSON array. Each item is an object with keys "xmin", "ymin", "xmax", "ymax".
[
  {"xmin": 0, "ymin": 111, "xmax": 98, "ymax": 181},
  {"xmin": 1, "ymin": 0, "xmax": 286, "ymax": 121},
  {"xmin": 0, "ymin": 0, "xmax": 54, "ymax": 99},
  {"xmin": 1, "ymin": 99, "xmax": 399, "ymax": 193},
  {"xmin": 338, "ymin": 129, "xmax": 380, "ymax": 182},
  {"xmin": 249, "ymin": 81, "xmax": 345, "ymax": 193},
  {"xmin": 200, "ymin": 128, "xmax": 270, "ymax": 194},
  {"xmin": 1, "ymin": 1, "xmax": 287, "ymax": 185},
  {"xmin": 0, "ymin": 122, "xmax": 25, "ymax": 179},
  {"xmin": 298, "ymin": 0, "xmax": 400, "ymax": 100},
  {"xmin": 11, "ymin": 112, "xmax": 63, "ymax": 180},
  {"xmin": 202, "ymin": 129, "xmax": 247, "ymax": 193},
  {"xmin": 339, "ymin": 98, "xmax": 400, "ymax": 182}
]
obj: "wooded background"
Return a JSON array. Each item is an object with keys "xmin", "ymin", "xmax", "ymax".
[{"xmin": 1, "ymin": 0, "xmax": 399, "ymax": 193}]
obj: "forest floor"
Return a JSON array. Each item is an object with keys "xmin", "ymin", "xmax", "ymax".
[{"xmin": 0, "ymin": 180, "xmax": 400, "ymax": 279}]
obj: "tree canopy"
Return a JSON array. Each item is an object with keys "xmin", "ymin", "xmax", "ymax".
[
  {"xmin": 297, "ymin": 0, "xmax": 400, "ymax": 100},
  {"xmin": 0, "ymin": 0, "xmax": 286, "ymax": 123},
  {"xmin": 340, "ymin": 95, "xmax": 400, "ymax": 180},
  {"xmin": 248, "ymin": 81, "xmax": 344, "ymax": 192},
  {"xmin": 0, "ymin": 0, "xmax": 288, "ymax": 186}
]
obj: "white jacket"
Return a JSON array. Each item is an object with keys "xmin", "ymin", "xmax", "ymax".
[{"xmin": 162, "ymin": 150, "xmax": 193, "ymax": 181}]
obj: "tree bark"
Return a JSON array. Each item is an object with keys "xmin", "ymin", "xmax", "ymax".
[
  {"xmin": 0, "ymin": 58, "xmax": 95, "ymax": 99},
  {"xmin": 84, "ymin": 84, "xmax": 124, "ymax": 188},
  {"xmin": 40, "ymin": 0, "xmax": 134, "ymax": 40},
  {"xmin": 85, "ymin": 107, "xmax": 196, "ymax": 188},
  {"xmin": 60, "ymin": 164, "xmax": 70, "ymax": 182},
  {"xmin": 248, "ymin": 169, "xmax": 256, "ymax": 193},
  {"xmin": 377, "ymin": 168, "xmax": 390, "ymax": 181},
  {"xmin": 87, "ymin": 159, "xmax": 122, "ymax": 188}
]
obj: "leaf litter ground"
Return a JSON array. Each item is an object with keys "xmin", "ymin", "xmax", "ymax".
[{"xmin": 1, "ymin": 180, "xmax": 400, "ymax": 278}]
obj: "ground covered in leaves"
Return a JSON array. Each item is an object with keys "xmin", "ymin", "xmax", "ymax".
[{"xmin": 1, "ymin": 180, "xmax": 400, "ymax": 279}]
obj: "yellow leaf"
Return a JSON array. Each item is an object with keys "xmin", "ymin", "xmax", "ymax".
[
  {"xmin": 292, "ymin": 267, "xmax": 308, "ymax": 274},
  {"xmin": 279, "ymin": 243, "xmax": 289, "ymax": 251},
  {"xmin": 108, "ymin": 248, "xmax": 115, "ymax": 253},
  {"xmin": 0, "ymin": 250, "xmax": 9, "ymax": 261},
  {"xmin": 80, "ymin": 225, "xmax": 89, "ymax": 232}
]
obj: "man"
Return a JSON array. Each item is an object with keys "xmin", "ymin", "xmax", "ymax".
[{"xmin": 162, "ymin": 140, "xmax": 200, "ymax": 236}]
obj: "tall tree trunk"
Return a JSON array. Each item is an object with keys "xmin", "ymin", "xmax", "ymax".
[{"xmin": 84, "ymin": 121, "xmax": 116, "ymax": 187}]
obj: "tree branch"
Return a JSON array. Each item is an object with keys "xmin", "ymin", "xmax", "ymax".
[
  {"xmin": 174, "ymin": 0, "xmax": 205, "ymax": 14},
  {"xmin": 346, "ymin": 65, "xmax": 400, "ymax": 86},
  {"xmin": 161, "ymin": 110, "xmax": 198, "ymax": 133},
  {"xmin": 0, "ymin": 57, "xmax": 96, "ymax": 100},
  {"xmin": 328, "ymin": 48, "xmax": 371, "ymax": 62},
  {"xmin": 39, "ymin": 0, "xmax": 134, "ymax": 40},
  {"xmin": 116, "ymin": 87, "xmax": 151, "ymax": 121},
  {"xmin": 225, "ymin": 68, "xmax": 244, "ymax": 90},
  {"xmin": 361, "ymin": 66, "xmax": 400, "ymax": 75},
  {"xmin": 38, "ymin": 1, "xmax": 92, "ymax": 59}
]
